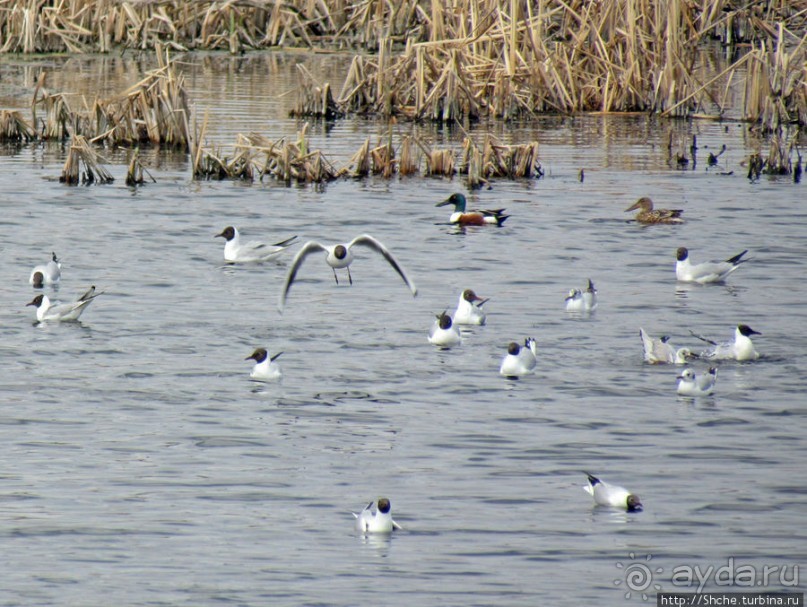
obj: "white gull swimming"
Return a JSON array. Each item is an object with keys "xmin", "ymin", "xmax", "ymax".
[
  {"xmin": 583, "ymin": 472, "xmax": 642, "ymax": 511},
  {"xmin": 675, "ymin": 247, "xmax": 748, "ymax": 283},
  {"xmin": 27, "ymin": 285, "xmax": 102, "ymax": 322},
  {"xmin": 676, "ymin": 367, "xmax": 718, "ymax": 396},
  {"xmin": 216, "ymin": 226, "xmax": 297, "ymax": 263},
  {"xmin": 353, "ymin": 498, "xmax": 401, "ymax": 534},
  {"xmin": 29, "ymin": 252, "xmax": 61, "ymax": 287}
]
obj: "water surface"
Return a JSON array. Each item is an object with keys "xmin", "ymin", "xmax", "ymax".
[{"xmin": 0, "ymin": 53, "xmax": 805, "ymax": 606}]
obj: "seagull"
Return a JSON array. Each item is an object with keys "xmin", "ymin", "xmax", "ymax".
[
  {"xmin": 639, "ymin": 328, "xmax": 694, "ymax": 364},
  {"xmin": 215, "ymin": 226, "xmax": 297, "ymax": 263},
  {"xmin": 624, "ymin": 197, "xmax": 684, "ymax": 224},
  {"xmin": 29, "ymin": 252, "xmax": 61, "ymax": 288},
  {"xmin": 353, "ymin": 498, "xmax": 402, "ymax": 534},
  {"xmin": 677, "ymin": 367, "xmax": 718, "ymax": 397},
  {"xmin": 453, "ymin": 289, "xmax": 489, "ymax": 325},
  {"xmin": 27, "ymin": 286, "xmax": 102, "ymax": 322},
  {"xmin": 499, "ymin": 338, "xmax": 537, "ymax": 378},
  {"xmin": 565, "ymin": 279, "xmax": 598, "ymax": 312},
  {"xmin": 428, "ymin": 311, "xmax": 462, "ymax": 349},
  {"xmin": 245, "ymin": 348, "xmax": 283, "ymax": 381},
  {"xmin": 436, "ymin": 193, "xmax": 509, "ymax": 226},
  {"xmin": 675, "ymin": 247, "xmax": 749, "ymax": 283},
  {"xmin": 583, "ymin": 473, "xmax": 643, "ymax": 512},
  {"xmin": 693, "ymin": 324, "xmax": 761, "ymax": 361},
  {"xmin": 278, "ymin": 234, "xmax": 417, "ymax": 312}
]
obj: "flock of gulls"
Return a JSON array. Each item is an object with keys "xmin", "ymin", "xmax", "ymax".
[{"xmin": 27, "ymin": 192, "xmax": 761, "ymax": 529}]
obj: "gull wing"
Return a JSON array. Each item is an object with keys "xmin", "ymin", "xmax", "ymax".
[
  {"xmin": 277, "ymin": 241, "xmax": 328, "ymax": 313},
  {"xmin": 348, "ymin": 235, "xmax": 418, "ymax": 296}
]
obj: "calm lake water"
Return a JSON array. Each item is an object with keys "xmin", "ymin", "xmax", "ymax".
[{"xmin": 0, "ymin": 53, "xmax": 805, "ymax": 606}]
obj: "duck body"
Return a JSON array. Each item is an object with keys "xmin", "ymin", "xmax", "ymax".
[
  {"xmin": 437, "ymin": 193, "xmax": 509, "ymax": 226},
  {"xmin": 625, "ymin": 197, "xmax": 684, "ymax": 224}
]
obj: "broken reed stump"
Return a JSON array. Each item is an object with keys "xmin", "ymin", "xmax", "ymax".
[
  {"xmin": 0, "ymin": 110, "xmax": 35, "ymax": 141},
  {"xmin": 60, "ymin": 135, "xmax": 114, "ymax": 185},
  {"xmin": 125, "ymin": 149, "xmax": 156, "ymax": 186},
  {"xmin": 290, "ymin": 64, "xmax": 343, "ymax": 119}
]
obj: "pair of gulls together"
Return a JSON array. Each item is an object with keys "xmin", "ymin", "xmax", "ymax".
[
  {"xmin": 215, "ymin": 226, "xmax": 418, "ymax": 312},
  {"xmin": 427, "ymin": 289, "xmax": 490, "ymax": 349},
  {"xmin": 426, "ymin": 293, "xmax": 538, "ymax": 380},
  {"xmin": 27, "ymin": 252, "xmax": 104, "ymax": 323},
  {"xmin": 641, "ymin": 325, "xmax": 761, "ymax": 364},
  {"xmin": 641, "ymin": 325, "xmax": 761, "ymax": 397},
  {"xmin": 351, "ymin": 473, "xmax": 643, "ymax": 535}
]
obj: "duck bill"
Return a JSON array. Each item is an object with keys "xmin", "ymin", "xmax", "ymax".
[{"xmin": 435, "ymin": 198, "xmax": 452, "ymax": 207}]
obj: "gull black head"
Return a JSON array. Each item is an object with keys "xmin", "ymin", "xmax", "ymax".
[
  {"xmin": 31, "ymin": 271, "xmax": 45, "ymax": 289},
  {"xmin": 586, "ymin": 279, "xmax": 596, "ymax": 293},
  {"xmin": 377, "ymin": 498, "xmax": 391, "ymax": 514},
  {"xmin": 27, "ymin": 294, "xmax": 45, "ymax": 308},
  {"xmin": 676, "ymin": 247, "xmax": 689, "ymax": 261},
  {"xmin": 436, "ymin": 193, "xmax": 466, "ymax": 210},
  {"xmin": 738, "ymin": 324, "xmax": 760, "ymax": 337},
  {"xmin": 216, "ymin": 226, "xmax": 236, "ymax": 241},
  {"xmin": 51, "ymin": 252, "xmax": 59, "ymax": 263},
  {"xmin": 436, "ymin": 311, "xmax": 453, "ymax": 330},
  {"xmin": 246, "ymin": 348, "xmax": 268, "ymax": 363},
  {"xmin": 507, "ymin": 342, "xmax": 520, "ymax": 355},
  {"xmin": 333, "ymin": 244, "xmax": 348, "ymax": 260},
  {"xmin": 627, "ymin": 494, "xmax": 643, "ymax": 512}
]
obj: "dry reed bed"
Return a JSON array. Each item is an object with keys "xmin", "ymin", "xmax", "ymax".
[
  {"xmin": 27, "ymin": 47, "xmax": 190, "ymax": 148},
  {"xmin": 297, "ymin": 1, "xmax": 807, "ymax": 133},
  {"xmin": 0, "ymin": 0, "xmax": 804, "ymax": 54}
]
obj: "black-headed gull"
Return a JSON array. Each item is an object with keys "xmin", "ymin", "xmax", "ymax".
[
  {"xmin": 27, "ymin": 286, "xmax": 102, "ymax": 322},
  {"xmin": 583, "ymin": 473, "xmax": 643, "ymax": 512},
  {"xmin": 29, "ymin": 252, "xmax": 61, "ymax": 287},
  {"xmin": 453, "ymin": 289, "xmax": 488, "ymax": 325},
  {"xmin": 215, "ymin": 226, "xmax": 297, "ymax": 263},
  {"xmin": 428, "ymin": 311, "xmax": 462, "ymax": 349},
  {"xmin": 677, "ymin": 367, "xmax": 717, "ymax": 396},
  {"xmin": 692, "ymin": 324, "xmax": 761, "ymax": 361},
  {"xmin": 499, "ymin": 338, "xmax": 537, "ymax": 378},
  {"xmin": 353, "ymin": 498, "xmax": 402, "ymax": 534},
  {"xmin": 278, "ymin": 234, "xmax": 417, "ymax": 312},
  {"xmin": 565, "ymin": 279, "xmax": 597, "ymax": 312},
  {"xmin": 245, "ymin": 348, "xmax": 283, "ymax": 381},
  {"xmin": 639, "ymin": 328, "xmax": 694, "ymax": 364},
  {"xmin": 675, "ymin": 247, "xmax": 748, "ymax": 283}
]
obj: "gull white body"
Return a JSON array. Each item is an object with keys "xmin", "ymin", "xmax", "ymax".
[
  {"xmin": 278, "ymin": 234, "xmax": 417, "ymax": 312},
  {"xmin": 453, "ymin": 289, "xmax": 488, "ymax": 325},
  {"xmin": 499, "ymin": 338, "xmax": 537, "ymax": 378},
  {"xmin": 428, "ymin": 312, "xmax": 462, "ymax": 348},
  {"xmin": 565, "ymin": 279, "xmax": 597, "ymax": 312},
  {"xmin": 700, "ymin": 325, "xmax": 760, "ymax": 361},
  {"xmin": 216, "ymin": 226, "xmax": 297, "ymax": 263},
  {"xmin": 27, "ymin": 286, "xmax": 101, "ymax": 322},
  {"xmin": 583, "ymin": 473, "xmax": 643, "ymax": 511},
  {"xmin": 639, "ymin": 328, "xmax": 692, "ymax": 364},
  {"xmin": 246, "ymin": 348, "xmax": 283, "ymax": 381},
  {"xmin": 29, "ymin": 252, "xmax": 61, "ymax": 287},
  {"xmin": 675, "ymin": 247, "xmax": 748, "ymax": 284},
  {"xmin": 353, "ymin": 498, "xmax": 401, "ymax": 534},
  {"xmin": 677, "ymin": 367, "xmax": 717, "ymax": 396}
]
